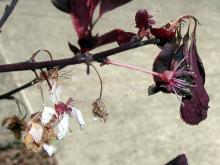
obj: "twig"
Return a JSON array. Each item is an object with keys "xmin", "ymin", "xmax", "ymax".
[
  {"xmin": 90, "ymin": 64, "xmax": 103, "ymax": 99},
  {"xmin": 0, "ymin": 0, "xmax": 19, "ymax": 32},
  {"xmin": 0, "ymin": 38, "xmax": 159, "ymax": 73},
  {"xmin": 0, "ymin": 78, "xmax": 38, "ymax": 99},
  {"xmin": 0, "ymin": 38, "xmax": 160, "ymax": 100}
]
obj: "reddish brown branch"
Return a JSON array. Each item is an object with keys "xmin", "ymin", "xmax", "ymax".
[
  {"xmin": 0, "ymin": 38, "xmax": 159, "ymax": 100},
  {"xmin": 0, "ymin": 38, "xmax": 159, "ymax": 73}
]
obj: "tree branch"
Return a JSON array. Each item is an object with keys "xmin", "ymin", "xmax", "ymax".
[
  {"xmin": 0, "ymin": 38, "xmax": 159, "ymax": 73},
  {"xmin": 0, "ymin": 0, "xmax": 19, "ymax": 32},
  {"xmin": 0, "ymin": 78, "xmax": 38, "ymax": 100},
  {"xmin": 0, "ymin": 38, "xmax": 160, "ymax": 100}
]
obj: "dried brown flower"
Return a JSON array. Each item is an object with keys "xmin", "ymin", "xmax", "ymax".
[
  {"xmin": 39, "ymin": 68, "xmax": 59, "ymax": 81},
  {"xmin": 92, "ymin": 98, "xmax": 108, "ymax": 122},
  {"xmin": 23, "ymin": 112, "xmax": 57, "ymax": 153},
  {"xmin": 2, "ymin": 115, "xmax": 27, "ymax": 140}
]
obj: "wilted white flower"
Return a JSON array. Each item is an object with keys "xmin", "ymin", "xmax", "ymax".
[
  {"xmin": 70, "ymin": 107, "xmax": 86, "ymax": 130},
  {"xmin": 41, "ymin": 107, "xmax": 58, "ymax": 125},
  {"xmin": 49, "ymin": 83, "xmax": 62, "ymax": 104},
  {"xmin": 57, "ymin": 113, "xmax": 70, "ymax": 140},
  {"xmin": 43, "ymin": 144, "xmax": 56, "ymax": 156}
]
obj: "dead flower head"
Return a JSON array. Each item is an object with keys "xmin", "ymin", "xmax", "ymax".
[
  {"xmin": 23, "ymin": 112, "xmax": 57, "ymax": 154},
  {"xmin": 2, "ymin": 115, "xmax": 27, "ymax": 140},
  {"xmin": 39, "ymin": 68, "xmax": 59, "ymax": 82},
  {"xmin": 92, "ymin": 98, "xmax": 108, "ymax": 122}
]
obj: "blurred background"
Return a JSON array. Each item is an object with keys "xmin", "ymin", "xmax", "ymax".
[{"xmin": 0, "ymin": 0, "xmax": 220, "ymax": 164}]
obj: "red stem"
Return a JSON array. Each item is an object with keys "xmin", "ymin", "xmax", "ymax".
[{"xmin": 106, "ymin": 60, "xmax": 162, "ymax": 79}]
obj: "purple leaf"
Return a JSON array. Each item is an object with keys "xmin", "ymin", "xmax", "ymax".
[
  {"xmin": 180, "ymin": 32, "xmax": 209, "ymax": 125},
  {"xmin": 150, "ymin": 28, "xmax": 175, "ymax": 41},
  {"xmin": 87, "ymin": 0, "xmax": 100, "ymax": 19},
  {"xmin": 116, "ymin": 31, "xmax": 136, "ymax": 46},
  {"xmin": 78, "ymin": 29, "xmax": 135, "ymax": 51},
  {"xmin": 68, "ymin": 42, "xmax": 80, "ymax": 54},
  {"xmin": 165, "ymin": 154, "xmax": 188, "ymax": 165},
  {"xmin": 99, "ymin": 0, "xmax": 132, "ymax": 17},
  {"xmin": 96, "ymin": 29, "xmax": 135, "ymax": 46},
  {"xmin": 51, "ymin": 0, "xmax": 71, "ymax": 13},
  {"xmin": 70, "ymin": 0, "xmax": 90, "ymax": 38}
]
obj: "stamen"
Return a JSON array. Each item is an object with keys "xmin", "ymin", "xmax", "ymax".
[
  {"xmin": 172, "ymin": 78, "xmax": 193, "ymax": 86},
  {"xmin": 172, "ymin": 84, "xmax": 190, "ymax": 92},
  {"xmin": 173, "ymin": 58, "xmax": 186, "ymax": 73},
  {"xmin": 175, "ymin": 66, "xmax": 190, "ymax": 75},
  {"xmin": 171, "ymin": 86, "xmax": 182, "ymax": 102}
]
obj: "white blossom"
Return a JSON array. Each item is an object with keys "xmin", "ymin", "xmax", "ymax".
[
  {"xmin": 49, "ymin": 83, "xmax": 62, "ymax": 104},
  {"xmin": 70, "ymin": 107, "xmax": 86, "ymax": 130},
  {"xmin": 57, "ymin": 113, "xmax": 69, "ymax": 140},
  {"xmin": 43, "ymin": 144, "xmax": 56, "ymax": 156},
  {"xmin": 41, "ymin": 107, "xmax": 57, "ymax": 125}
]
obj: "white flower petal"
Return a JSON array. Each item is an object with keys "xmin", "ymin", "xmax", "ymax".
[
  {"xmin": 70, "ymin": 107, "xmax": 86, "ymax": 130},
  {"xmin": 57, "ymin": 113, "xmax": 69, "ymax": 140},
  {"xmin": 41, "ymin": 107, "xmax": 57, "ymax": 125},
  {"xmin": 43, "ymin": 144, "xmax": 56, "ymax": 156},
  {"xmin": 50, "ymin": 83, "xmax": 62, "ymax": 104},
  {"xmin": 29, "ymin": 123, "xmax": 43, "ymax": 143}
]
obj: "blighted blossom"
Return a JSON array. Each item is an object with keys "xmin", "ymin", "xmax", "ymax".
[
  {"xmin": 21, "ymin": 66, "xmax": 86, "ymax": 156},
  {"xmin": 2, "ymin": 115, "xmax": 26, "ymax": 140},
  {"xmin": 23, "ymin": 110, "xmax": 57, "ymax": 155},
  {"xmin": 92, "ymin": 98, "xmax": 108, "ymax": 122}
]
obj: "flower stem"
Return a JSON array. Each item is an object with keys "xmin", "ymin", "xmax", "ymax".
[{"xmin": 106, "ymin": 60, "xmax": 162, "ymax": 79}]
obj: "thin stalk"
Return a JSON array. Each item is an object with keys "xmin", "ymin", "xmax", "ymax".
[
  {"xmin": 107, "ymin": 60, "xmax": 162, "ymax": 79},
  {"xmin": 90, "ymin": 64, "xmax": 103, "ymax": 99}
]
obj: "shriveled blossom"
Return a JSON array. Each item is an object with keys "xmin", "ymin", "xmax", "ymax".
[
  {"xmin": 2, "ymin": 115, "xmax": 26, "ymax": 140},
  {"xmin": 23, "ymin": 110, "xmax": 57, "ymax": 155},
  {"xmin": 22, "ymin": 66, "xmax": 86, "ymax": 156},
  {"xmin": 92, "ymin": 98, "xmax": 108, "ymax": 122}
]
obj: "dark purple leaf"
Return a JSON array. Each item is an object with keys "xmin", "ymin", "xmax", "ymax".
[
  {"xmin": 78, "ymin": 29, "xmax": 135, "ymax": 51},
  {"xmin": 87, "ymin": 0, "xmax": 100, "ymax": 19},
  {"xmin": 78, "ymin": 35, "xmax": 98, "ymax": 52},
  {"xmin": 96, "ymin": 29, "xmax": 124, "ymax": 46},
  {"xmin": 165, "ymin": 154, "xmax": 188, "ymax": 165},
  {"xmin": 69, "ymin": 0, "xmax": 101, "ymax": 39},
  {"xmin": 68, "ymin": 42, "xmax": 80, "ymax": 54},
  {"xmin": 180, "ymin": 33, "xmax": 209, "ymax": 125},
  {"xmin": 116, "ymin": 31, "xmax": 136, "ymax": 46},
  {"xmin": 51, "ymin": 0, "xmax": 71, "ymax": 13},
  {"xmin": 70, "ymin": 0, "xmax": 90, "ymax": 38},
  {"xmin": 150, "ymin": 28, "xmax": 175, "ymax": 41},
  {"xmin": 99, "ymin": 0, "xmax": 132, "ymax": 17}
]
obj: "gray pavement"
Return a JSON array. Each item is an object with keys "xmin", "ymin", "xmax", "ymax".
[{"xmin": 0, "ymin": 0, "xmax": 220, "ymax": 165}]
